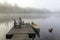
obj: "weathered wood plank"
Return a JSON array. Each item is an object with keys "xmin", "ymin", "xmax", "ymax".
[
  {"xmin": 7, "ymin": 23, "xmax": 35, "ymax": 34},
  {"xmin": 6, "ymin": 23, "xmax": 36, "ymax": 40}
]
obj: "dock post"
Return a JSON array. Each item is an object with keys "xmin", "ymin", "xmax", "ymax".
[{"xmin": 32, "ymin": 38, "xmax": 34, "ymax": 40}]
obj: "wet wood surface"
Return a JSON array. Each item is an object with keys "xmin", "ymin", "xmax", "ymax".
[{"xmin": 7, "ymin": 23, "xmax": 36, "ymax": 40}]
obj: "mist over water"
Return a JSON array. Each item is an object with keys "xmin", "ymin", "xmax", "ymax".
[
  {"xmin": 40, "ymin": 13, "xmax": 60, "ymax": 40},
  {"xmin": 0, "ymin": 13, "xmax": 60, "ymax": 40}
]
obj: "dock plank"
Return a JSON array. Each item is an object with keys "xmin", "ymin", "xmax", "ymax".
[
  {"xmin": 8, "ymin": 23, "xmax": 35, "ymax": 34},
  {"xmin": 6, "ymin": 23, "xmax": 36, "ymax": 40}
]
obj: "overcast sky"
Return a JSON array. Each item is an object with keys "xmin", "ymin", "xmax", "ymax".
[{"xmin": 0, "ymin": 0, "xmax": 60, "ymax": 11}]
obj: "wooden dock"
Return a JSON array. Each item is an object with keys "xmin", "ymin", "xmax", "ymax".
[{"xmin": 6, "ymin": 23, "xmax": 36, "ymax": 40}]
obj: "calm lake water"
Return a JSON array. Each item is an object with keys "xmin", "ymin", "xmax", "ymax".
[{"xmin": 0, "ymin": 13, "xmax": 60, "ymax": 40}]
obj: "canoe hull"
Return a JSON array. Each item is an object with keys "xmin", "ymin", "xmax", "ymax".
[
  {"xmin": 32, "ymin": 27, "xmax": 40, "ymax": 33},
  {"xmin": 32, "ymin": 26, "xmax": 40, "ymax": 37}
]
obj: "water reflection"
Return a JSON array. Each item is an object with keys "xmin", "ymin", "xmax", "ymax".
[
  {"xmin": 0, "ymin": 21, "xmax": 13, "ymax": 40},
  {"xmin": 0, "ymin": 14, "xmax": 60, "ymax": 40}
]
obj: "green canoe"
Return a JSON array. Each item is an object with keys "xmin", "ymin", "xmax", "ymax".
[{"xmin": 31, "ymin": 22, "xmax": 40, "ymax": 33}]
